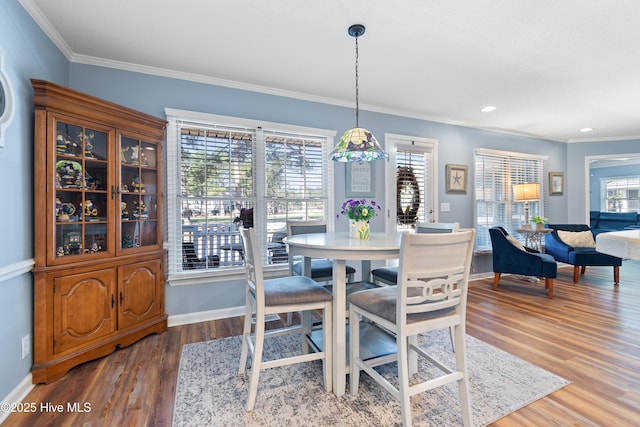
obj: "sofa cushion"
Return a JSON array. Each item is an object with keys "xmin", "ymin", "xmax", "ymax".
[
  {"xmin": 506, "ymin": 235, "xmax": 526, "ymax": 251},
  {"xmin": 557, "ymin": 230, "xmax": 596, "ymax": 248}
]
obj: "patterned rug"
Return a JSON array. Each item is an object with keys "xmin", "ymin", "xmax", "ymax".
[{"xmin": 173, "ymin": 329, "xmax": 569, "ymax": 426}]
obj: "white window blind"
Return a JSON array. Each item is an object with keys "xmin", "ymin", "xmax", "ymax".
[
  {"xmin": 263, "ymin": 129, "xmax": 328, "ymax": 221},
  {"xmin": 474, "ymin": 148, "xmax": 546, "ymax": 250}
]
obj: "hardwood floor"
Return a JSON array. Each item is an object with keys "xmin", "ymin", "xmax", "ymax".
[{"xmin": 4, "ymin": 261, "xmax": 640, "ymax": 426}]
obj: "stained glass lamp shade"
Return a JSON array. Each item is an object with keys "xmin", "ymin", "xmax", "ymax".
[{"xmin": 330, "ymin": 127, "xmax": 387, "ymax": 162}]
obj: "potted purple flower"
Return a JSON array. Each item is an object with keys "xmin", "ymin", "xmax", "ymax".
[{"xmin": 338, "ymin": 198, "xmax": 381, "ymax": 239}]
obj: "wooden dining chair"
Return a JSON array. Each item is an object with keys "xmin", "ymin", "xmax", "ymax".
[
  {"xmin": 348, "ymin": 229, "xmax": 476, "ymax": 427},
  {"xmin": 370, "ymin": 222, "xmax": 459, "ymax": 286},
  {"xmin": 237, "ymin": 227, "xmax": 333, "ymax": 411}
]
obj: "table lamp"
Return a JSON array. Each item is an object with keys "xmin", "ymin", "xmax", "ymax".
[{"xmin": 513, "ymin": 182, "xmax": 540, "ymax": 228}]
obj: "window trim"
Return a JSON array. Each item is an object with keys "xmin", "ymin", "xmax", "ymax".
[{"xmin": 164, "ymin": 108, "xmax": 336, "ymax": 286}]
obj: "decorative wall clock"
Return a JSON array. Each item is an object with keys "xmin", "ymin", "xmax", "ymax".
[{"xmin": 0, "ymin": 50, "xmax": 15, "ymax": 148}]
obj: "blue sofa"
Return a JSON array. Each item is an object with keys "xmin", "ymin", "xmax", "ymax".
[
  {"xmin": 589, "ymin": 211, "xmax": 640, "ymax": 235},
  {"xmin": 544, "ymin": 224, "xmax": 621, "ymax": 285}
]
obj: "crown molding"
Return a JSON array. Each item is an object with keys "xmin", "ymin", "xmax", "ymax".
[{"xmin": 18, "ymin": 0, "xmax": 74, "ymax": 59}]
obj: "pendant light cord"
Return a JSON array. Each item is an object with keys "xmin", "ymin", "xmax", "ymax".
[{"xmin": 354, "ymin": 34, "xmax": 359, "ymax": 128}]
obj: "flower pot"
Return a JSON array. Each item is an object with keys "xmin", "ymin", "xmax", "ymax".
[
  {"xmin": 536, "ymin": 223, "xmax": 545, "ymax": 231},
  {"xmin": 350, "ymin": 220, "xmax": 370, "ymax": 239}
]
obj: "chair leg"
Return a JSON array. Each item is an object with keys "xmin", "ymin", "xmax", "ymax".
[
  {"xmin": 573, "ymin": 266, "xmax": 580, "ymax": 283},
  {"xmin": 238, "ymin": 298, "xmax": 253, "ymax": 375},
  {"xmin": 301, "ymin": 310, "xmax": 312, "ymax": 354},
  {"xmin": 349, "ymin": 304, "xmax": 361, "ymax": 396},
  {"xmin": 613, "ymin": 266, "xmax": 620, "ymax": 285},
  {"xmin": 322, "ymin": 301, "xmax": 333, "ymax": 393},
  {"xmin": 453, "ymin": 324, "xmax": 473, "ymax": 427},
  {"xmin": 408, "ymin": 335, "xmax": 418, "ymax": 375},
  {"xmin": 449, "ymin": 326, "xmax": 456, "ymax": 352},
  {"xmin": 493, "ymin": 273, "xmax": 501, "ymax": 290},
  {"xmin": 545, "ymin": 278, "xmax": 554, "ymax": 299},
  {"xmin": 397, "ymin": 332, "xmax": 413, "ymax": 427},
  {"xmin": 246, "ymin": 311, "xmax": 265, "ymax": 411}
]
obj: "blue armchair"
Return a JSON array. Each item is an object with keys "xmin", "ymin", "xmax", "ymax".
[
  {"xmin": 489, "ymin": 227, "xmax": 557, "ymax": 298},
  {"xmin": 544, "ymin": 224, "xmax": 621, "ymax": 285}
]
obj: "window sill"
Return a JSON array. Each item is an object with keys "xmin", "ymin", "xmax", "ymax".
[{"xmin": 167, "ymin": 263, "xmax": 289, "ymax": 286}]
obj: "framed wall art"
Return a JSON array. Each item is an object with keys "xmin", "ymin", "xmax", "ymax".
[
  {"xmin": 445, "ymin": 164, "xmax": 468, "ymax": 194},
  {"xmin": 346, "ymin": 161, "xmax": 375, "ymax": 197},
  {"xmin": 549, "ymin": 172, "xmax": 564, "ymax": 195}
]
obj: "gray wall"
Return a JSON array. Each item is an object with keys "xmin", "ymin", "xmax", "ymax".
[
  {"xmin": 0, "ymin": 0, "xmax": 69, "ymax": 402},
  {"xmin": 68, "ymin": 64, "xmax": 570, "ymax": 228},
  {"xmin": 68, "ymin": 63, "xmax": 570, "ymax": 312},
  {"xmin": 0, "ymin": 0, "xmax": 635, "ymax": 404}
]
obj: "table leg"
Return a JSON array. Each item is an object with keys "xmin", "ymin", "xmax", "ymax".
[
  {"xmin": 332, "ymin": 259, "xmax": 347, "ymax": 397},
  {"xmin": 361, "ymin": 260, "xmax": 371, "ymax": 282}
]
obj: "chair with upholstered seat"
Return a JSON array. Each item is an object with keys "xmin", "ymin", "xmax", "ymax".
[
  {"xmin": 489, "ymin": 226, "xmax": 557, "ymax": 298},
  {"xmin": 237, "ymin": 227, "xmax": 333, "ymax": 411},
  {"xmin": 287, "ymin": 220, "xmax": 356, "ymax": 282},
  {"xmin": 348, "ymin": 229, "xmax": 476, "ymax": 427},
  {"xmin": 370, "ymin": 222, "xmax": 459, "ymax": 286}
]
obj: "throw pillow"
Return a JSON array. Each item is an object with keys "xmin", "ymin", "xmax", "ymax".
[
  {"xmin": 506, "ymin": 234, "xmax": 526, "ymax": 251},
  {"xmin": 557, "ymin": 230, "xmax": 596, "ymax": 248}
]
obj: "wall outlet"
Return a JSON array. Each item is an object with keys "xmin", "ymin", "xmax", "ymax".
[{"xmin": 21, "ymin": 334, "xmax": 30, "ymax": 359}]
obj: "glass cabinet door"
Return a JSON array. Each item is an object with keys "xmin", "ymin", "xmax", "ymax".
[
  {"xmin": 54, "ymin": 119, "xmax": 110, "ymax": 261},
  {"xmin": 119, "ymin": 135, "xmax": 159, "ymax": 253}
]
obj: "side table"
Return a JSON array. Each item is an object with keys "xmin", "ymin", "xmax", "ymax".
[{"xmin": 516, "ymin": 227, "xmax": 552, "ymax": 252}]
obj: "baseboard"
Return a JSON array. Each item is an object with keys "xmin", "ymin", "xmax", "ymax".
[
  {"xmin": 470, "ymin": 272, "xmax": 493, "ymax": 281},
  {"xmin": 0, "ymin": 373, "xmax": 35, "ymax": 425},
  {"xmin": 167, "ymin": 306, "xmax": 245, "ymax": 327}
]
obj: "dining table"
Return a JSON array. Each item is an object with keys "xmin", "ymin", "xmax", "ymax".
[{"xmin": 284, "ymin": 231, "xmax": 403, "ymax": 396}]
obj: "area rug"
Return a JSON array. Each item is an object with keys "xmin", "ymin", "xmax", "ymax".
[{"xmin": 173, "ymin": 329, "xmax": 569, "ymax": 426}]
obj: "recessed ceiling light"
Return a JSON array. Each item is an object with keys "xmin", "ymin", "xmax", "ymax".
[
  {"xmin": 481, "ymin": 105, "xmax": 496, "ymax": 113},
  {"xmin": 580, "ymin": 127, "xmax": 594, "ymax": 132}
]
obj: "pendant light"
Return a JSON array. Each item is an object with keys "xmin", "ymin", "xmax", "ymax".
[{"xmin": 330, "ymin": 24, "xmax": 387, "ymax": 162}]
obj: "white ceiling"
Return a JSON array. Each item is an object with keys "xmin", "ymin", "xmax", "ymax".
[{"xmin": 20, "ymin": 0, "xmax": 640, "ymax": 143}]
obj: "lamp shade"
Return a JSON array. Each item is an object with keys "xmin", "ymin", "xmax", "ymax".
[
  {"xmin": 329, "ymin": 127, "xmax": 388, "ymax": 162},
  {"xmin": 513, "ymin": 182, "xmax": 540, "ymax": 201}
]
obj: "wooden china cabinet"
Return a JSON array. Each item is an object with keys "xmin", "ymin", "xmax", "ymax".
[{"xmin": 31, "ymin": 80, "xmax": 168, "ymax": 384}]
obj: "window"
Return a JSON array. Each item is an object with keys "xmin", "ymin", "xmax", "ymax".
[
  {"xmin": 384, "ymin": 135, "xmax": 437, "ymax": 232},
  {"xmin": 602, "ymin": 176, "xmax": 640, "ymax": 212},
  {"xmin": 474, "ymin": 148, "xmax": 546, "ymax": 250},
  {"xmin": 165, "ymin": 109, "xmax": 335, "ymax": 283}
]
